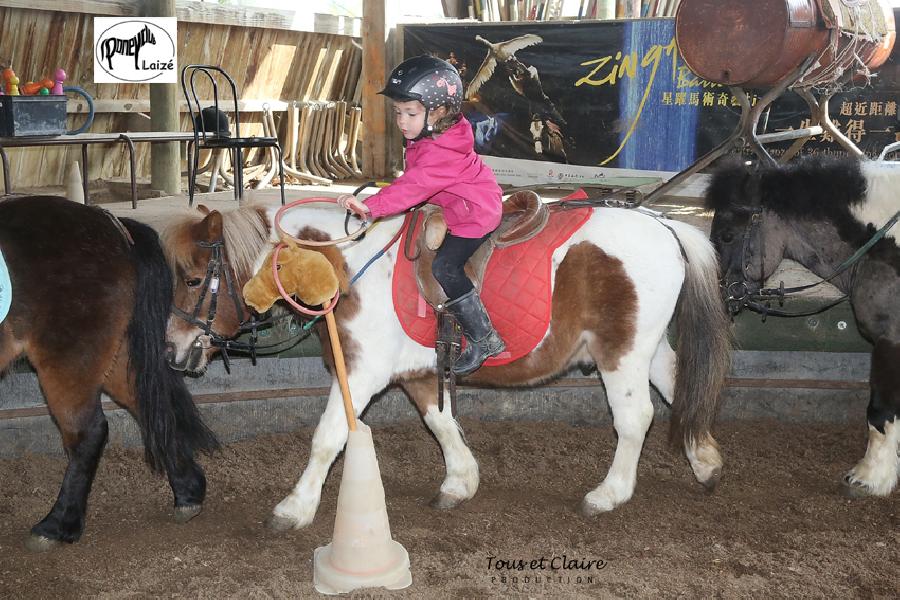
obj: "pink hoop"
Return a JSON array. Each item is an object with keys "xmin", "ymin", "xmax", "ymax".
[
  {"xmin": 271, "ymin": 243, "xmax": 340, "ymax": 316},
  {"xmin": 274, "ymin": 196, "xmax": 370, "ymax": 247}
]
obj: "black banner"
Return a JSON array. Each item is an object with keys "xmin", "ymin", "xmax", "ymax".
[{"xmin": 404, "ymin": 13, "xmax": 899, "ymax": 173}]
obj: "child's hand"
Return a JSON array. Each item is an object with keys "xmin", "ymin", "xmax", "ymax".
[{"xmin": 336, "ymin": 194, "xmax": 370, "ymax": 218}]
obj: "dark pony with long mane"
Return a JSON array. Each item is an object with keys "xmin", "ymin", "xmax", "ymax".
[
  {"xmin": 0, "ymin": 196, "xmax": 217, "ymax": 551},
  {"xmin": 707, "ymin": 156, "xmax": 900, "ymax": 497},
  {"xmin": 163, "ymin": 198, "xmax": 731, "ymax": 530}
]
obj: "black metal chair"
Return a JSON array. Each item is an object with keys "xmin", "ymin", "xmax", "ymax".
[{"xmin": 181, "ymin": 64, "xmax": 285, "ymax": 207}]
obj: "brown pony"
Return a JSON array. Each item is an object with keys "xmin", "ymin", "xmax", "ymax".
[
  {"xmin": 0, "ymin": 195, "xmax": 217, "ymax": 551},
  {"xmin": 164, "ymin": 202, "xmax": 731, "ymax": 529}
]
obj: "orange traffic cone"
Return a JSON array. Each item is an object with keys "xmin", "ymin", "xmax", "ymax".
[{"xmin": 313, "ymin": 420, "xmax": 412, "ymax": 595}]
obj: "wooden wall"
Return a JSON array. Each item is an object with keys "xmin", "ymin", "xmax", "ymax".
[{"xmin": 0, "ymin": 5, "xmax": 361, "ymax": 189}]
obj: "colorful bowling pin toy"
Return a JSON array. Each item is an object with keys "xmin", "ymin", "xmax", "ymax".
[
  {"xmin": 8, "ymin": 75, "xmax": 20, "ymax": 96},
  {"xmin": 3, "ymin": 68, "xmax": 16, "ymax": 95},
  {"xmin": 52, "ymin": 68, "xmax": 66, "ymax": 95}
]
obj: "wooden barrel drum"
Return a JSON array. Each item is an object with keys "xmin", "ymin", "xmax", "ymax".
[{"xmin": 675, "ymin": 0, "xmax": 896, "ymax": 87}]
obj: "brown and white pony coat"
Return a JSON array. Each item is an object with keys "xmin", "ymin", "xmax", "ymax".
[{"xmin": 164, "ymin": 202, "xmax": 731, "ymax": 528}]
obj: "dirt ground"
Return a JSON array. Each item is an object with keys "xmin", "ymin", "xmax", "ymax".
[{"xmin": 0, "ymin": 418, "xmax": 897, "ymax": 599}]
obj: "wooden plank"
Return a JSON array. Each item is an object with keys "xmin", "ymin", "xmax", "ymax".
[
  {"xmin": 68, "ymin": 97, "xmax": 294, "ymax": 114},
  {"xmin": 0, "ymin": 1, "xmax": 133, "ymax": 16},
  {"xmin": 39, "ymin": 11, "xmax": 73, "ymax": 184},
  {"xmin": 0, "ymin": 387, "xmax": 333, "ymax": 420},
  {"xmin": 316, "ymin": 40, "xmax": 342, "ymax": 102},
  {"xmin": 304, "ymin": 44, "xmax": 328, "ymax": 101},
  {"xmin": 175, "ymin": 1, "xmax": 296, "ymax": 31},
  {"xmin": 292, "ymin": 34, "xmax": 318, "ymax": 101},
  {"xmin": 0, "ymin": 375, "xmax": 871, "ymax": 422},
  {"xmin": 6, "ymin": 8, "xmax": 29, "ymax": 188},
  {"xmin": 725, "ymin": 378, "xmax": 869, "ymax": 390},
  {"xmin": 0, "ymin": 1, "xmax": 363, "ymax": 36},
  {"xmin": 72, "ymin": 12, "xmax": 97, "ymax": 181}
]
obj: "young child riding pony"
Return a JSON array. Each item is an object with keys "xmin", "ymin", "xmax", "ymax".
[{"xmin": 337, "ymin": 55, "xmax": 505, "ymax": 375}]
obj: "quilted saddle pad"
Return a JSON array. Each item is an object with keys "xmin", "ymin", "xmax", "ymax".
[{"xmin": 392, "ymin": 205, "xmax": 592, "ymax": 366}]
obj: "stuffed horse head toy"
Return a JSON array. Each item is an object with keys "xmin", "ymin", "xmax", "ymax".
[{"xmin": 242, "ymin": 239, "xmax": 342, "ymax": 313}]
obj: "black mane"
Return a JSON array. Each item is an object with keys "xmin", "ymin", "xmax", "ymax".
[
  {"xmin": 706, "ymin": 155, "xmax": 899, "ymax": 275},
  {"xmin": 705, "ymin": 156, "xmax": 867, "ymax": 221}
]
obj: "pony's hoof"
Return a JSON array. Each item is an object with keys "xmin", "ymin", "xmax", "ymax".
[
  {"xmin": 578, "ymin": 498, "xmax": 612, "ymax": 518},
  {"xmin": 699, "ymin": 466, "xmax": 722, "ymax": 493},
  {"xmin": 267, "ymin": 514, "xmax": 299, "ymax": 532},
  {"xmin": 25, "ymin": 535, "xmax": 61, "ymax": 553},
  {"xmin": 173, "ymin": 504, "xmax": 202, "ymax": 524},
  {"xmin": 430, "ymin": 492, "xmax": 466, "ymax": 510},
  {"xmin": 842, "ymin": 474, "xmax": 874, "ymax": 498}
]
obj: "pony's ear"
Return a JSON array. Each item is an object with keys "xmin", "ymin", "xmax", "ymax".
[
  {"xmin": 200, "ymin": 210, "xmax": 224, "ymax": 242},
  {"xmin": 197, "ymin": 204, "xmax": 211, "ymax": 216}
]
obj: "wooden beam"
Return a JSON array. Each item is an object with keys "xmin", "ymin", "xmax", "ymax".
[
  {"xmin": 0, "ymin": 1, "xmax": 133, "ymax": 16},
  {"xmin": 361, "ymin": 0, "xmax": 388, "ymax": 178},
  {"xmin": 66, "ymin": 98, "xmax": 293, "ymax": 114},
  {"xmin": 0, "ymin": 1, "xmax": 362, "ymax": 36},
  {"xmin": 146, "ymin": 0, "xmax": 181, "ymax": 195},
  {"xmin": 176, "ymin": 1, "xmax": 296, "ymax": 30}
]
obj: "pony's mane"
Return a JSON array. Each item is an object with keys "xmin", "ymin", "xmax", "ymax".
[
  {"xmin": 163, "ymin": 205, "xmax": 270, "ymax": 281},
  {"xmin": 705, "ymin": 156, "xmax": 868, "ymax": 221}
]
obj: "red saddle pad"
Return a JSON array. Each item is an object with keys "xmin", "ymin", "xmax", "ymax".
[{"xmin": 392, "ymin": 204, "xmax": 592, "ymax": 366}]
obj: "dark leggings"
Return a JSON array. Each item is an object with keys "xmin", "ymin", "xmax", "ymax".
[{"xmin": 431, "ymin": 232, "xmax": 490, "ymax": 301}]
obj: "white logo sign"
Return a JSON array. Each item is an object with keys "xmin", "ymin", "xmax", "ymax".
[{"xmin": 94, "ymin": 17, "xmax": 177, "ymax": 83}]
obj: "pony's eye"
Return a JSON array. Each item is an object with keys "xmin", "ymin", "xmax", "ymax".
[
  {"xmin": 276, "ymin": 263, "xmax": 283, "ymax": 271},
  {"xmin": 720, "ymin": 231, "xmax": 734, "ymax": 244},
  {"xmin": 185, "ymin": 278, "xmax": 202, "ymax": 287}
]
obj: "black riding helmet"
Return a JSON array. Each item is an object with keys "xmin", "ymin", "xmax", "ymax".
[{"xmin": 379, "ymin": 55, "xmax": 463, "ymax": 140}]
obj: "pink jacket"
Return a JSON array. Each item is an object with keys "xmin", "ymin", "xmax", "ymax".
[{"xmin": 364, "ymin": 116, "xmax": 502, "ymax": 238}]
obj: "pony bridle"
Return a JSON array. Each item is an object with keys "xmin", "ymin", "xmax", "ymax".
[
  {"xmin": 723, "ymin": 207, "xmax": 770, "ymax": 316},
  {"xmin": 723, "ymin": 204, "xmax": 899, "ymax": 320},
  {"xmin": 170, "ymin": 239, "xmax": 263, "ymax": 370},
  {"xmin": 722, "ymin": 206, "xmax": 836, "ymax": 320}
]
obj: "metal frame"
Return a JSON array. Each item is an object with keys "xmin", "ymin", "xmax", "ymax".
[{"xmin": 180, "ymin": 64, "xmax": 286, "ymax": 207}]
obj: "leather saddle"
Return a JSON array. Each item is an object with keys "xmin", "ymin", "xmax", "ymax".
[{"xmin": 412, "ymin": 190, "xmax": 549, "ymax": 307}]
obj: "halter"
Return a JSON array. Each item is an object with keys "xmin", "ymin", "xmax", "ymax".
[{"xmin": 724, "ymin": 203, "xmax": 900, "ymax": 320}]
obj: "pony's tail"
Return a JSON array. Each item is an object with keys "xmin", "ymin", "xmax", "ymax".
[
  {"xmin": 666, "ymin": 221, "xmax": 732, "ymax": 450},
  {"xmin": 122, "ymin": 218, "xmax": 219, "ymax": 473}
]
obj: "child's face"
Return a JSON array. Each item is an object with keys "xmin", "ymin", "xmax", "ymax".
[
  {"xmin": 392, "ymin": 100, "xmax": 447, "ymax": 140},
  {"xmin": 393, "ymin": 100, "xmax": 427, "ymax": 140}
]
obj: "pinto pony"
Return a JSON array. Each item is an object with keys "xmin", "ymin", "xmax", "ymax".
[
  {"xmin": 164, "ymin": 200, "xmax": 731, "ymax": 528},
  {"xmin": 707, "ymin": 157, "xmax": 900, "ymax": 497},
  {"xmin": 0, "ymin": 196, "xmax": 217, "ymax": 551}
]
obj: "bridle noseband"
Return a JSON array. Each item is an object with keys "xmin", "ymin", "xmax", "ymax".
[{"xmin": 170, "ymin": 239, "xmax": 288, "ymax": 370}]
